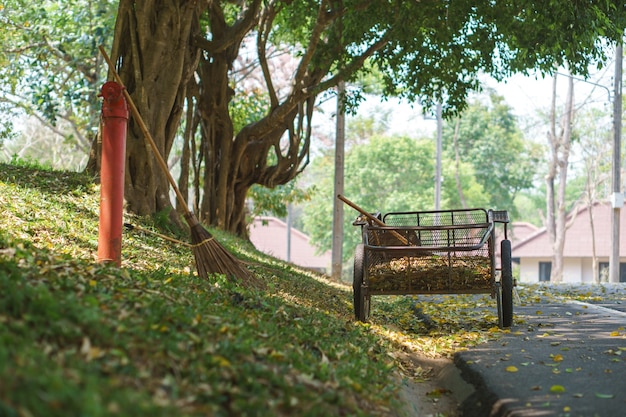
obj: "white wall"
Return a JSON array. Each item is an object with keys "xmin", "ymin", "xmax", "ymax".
[
  {"xmin": 518, "ymin": 258, "xmax": 544, "ymax": 283},
  {"xmin": 519, "ymin": 257, "xmax": 615, "ymax": 283}
]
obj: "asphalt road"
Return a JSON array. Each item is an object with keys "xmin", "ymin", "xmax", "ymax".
[{"xmin": 455, "ymin": 297, "xmax": 626, "ymax": 417}]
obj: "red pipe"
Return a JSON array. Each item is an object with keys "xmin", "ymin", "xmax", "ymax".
[{"xmin": 97, "ymin": 81, "xmax": 128, "ymax": 266}]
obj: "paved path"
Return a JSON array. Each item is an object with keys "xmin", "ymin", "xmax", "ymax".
[{"xmin": 456, "ymin": 299, "xmax": 626, "ymax": 417}]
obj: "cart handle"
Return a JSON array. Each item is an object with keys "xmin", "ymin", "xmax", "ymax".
[{"xmin": 337, "ymin": 194, "xmax": 409, "ymax": 245}]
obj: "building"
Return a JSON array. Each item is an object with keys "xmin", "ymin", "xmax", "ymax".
[
  {"xmin": 512, "ymin": 202, "xmax": 626, "ymax": 283},
  {"xmin": 249, "ymin": 216, "xmax": 331, "ymax": 273}
]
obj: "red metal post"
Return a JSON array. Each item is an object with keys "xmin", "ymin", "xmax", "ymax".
[{"xmin": 97, "ymin": 81, "xmax": 128, "ymax": 266}]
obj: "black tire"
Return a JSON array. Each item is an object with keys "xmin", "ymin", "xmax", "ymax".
[
  {"xmin": 500, "ymin": 239, "xmax": 513, "ymax": 328},
  {"xmin": 353, "ymin": 244, "xmax": 370, "ymax": 321}
]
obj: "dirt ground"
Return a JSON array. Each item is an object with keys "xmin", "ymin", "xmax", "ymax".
[{"xmin": 393, "ymin": 352, "xmax": 474, "ymax": 417}]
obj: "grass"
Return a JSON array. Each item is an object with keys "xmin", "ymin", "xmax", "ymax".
[
  {"xmin": 6, "ymin": 161, "xmax": 613, "ymax": 416},
  {"xmin": 1, "ymin": 162, "xmax": 405, "ymax": 416}
]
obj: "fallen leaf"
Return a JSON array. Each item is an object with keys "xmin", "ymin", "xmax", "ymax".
[
  {"xmin": 595, "ymin": 393, "xmax": 615, "ymax": 399},
  {"xmin": 212, "ymin": 355, "xmax": 231, "ymax": 368},
  {"xmin": 505, "ymin": 366, "xmax": 518, "ymax": 373},
  {"xmin": 550, "ymin": 385, "xmax": 566, "ymax": 394},
  {"xmin": 426, "ymin": 388, "xmax": 451, "ymax": 398}
]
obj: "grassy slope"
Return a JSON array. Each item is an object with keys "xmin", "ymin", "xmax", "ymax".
[
  {"xmin": 0, "ymin": 162, "xmax": 404, "ymax": 417},
  {"xmin": 3, "ymin": 162, "xmax": 563, "ymax": 416}
]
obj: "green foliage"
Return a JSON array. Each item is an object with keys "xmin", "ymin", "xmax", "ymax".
[
  {"xmin": 248, "ymin": 182, "xmax": 315, "ymax": 219},
  {"xmin": 301, "ymin": 94, "xmax": 537, "ymax": 262},
  {"xmin": 303, "ymin": 134, "xmax": 438, "ymax": 262},
  {"xmin": 441, "ymin": 93, "xmax": 543, "ymax": 216},
  {"xmin": 441, "ymin": 159, "xmax": 490, "ymax": 209},
  {"xmin": 0, "ymin": 0, "xmax": 116, "ymax": 141},
  {"xmin": 262, "ymin": 0, "xmax": 626, "ymax": 117},
  {"xmin": 230, "ymin": 87, "xmax": 270, "ymax": 132}
]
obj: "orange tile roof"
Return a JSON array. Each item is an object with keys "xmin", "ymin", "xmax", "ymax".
[{"xmin": 249, "ymin": 216, "xmax": 331, "ymax": 270}]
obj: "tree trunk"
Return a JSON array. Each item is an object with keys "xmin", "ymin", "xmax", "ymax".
[
  {"xmin": 546, "ymin": 74, "xmax": 574, "ymax": 283},
  {"xmin": 453, "ymin": 118, "xmax": 468, "ymax": 209},
  {"xmin": 89, "ymin": 0, "xmax": 203, "ymax": 222},
  {"xmin": 589, "ymin": 199, "xmax": 598, "ymax": 283},
  {"xmin": 192, "ymin": 2, "xmax": 330, "ymax": 237}
]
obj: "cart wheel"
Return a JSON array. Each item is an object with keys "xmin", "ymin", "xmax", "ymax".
[
  {"xmin": 353, "ymin": 244, "xmax": 370, "ymax": 321},
  {"xmin": 500, "ymin": 239, "xmax": 513, "ymax": 327}
]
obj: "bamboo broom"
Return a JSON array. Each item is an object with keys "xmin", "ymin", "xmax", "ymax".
[
  {"xmin": 337, "ymin": 194, "xmax": 410, "ymax": 245},
  {"xmin": 99, "ymin": 45, "xmax": 262, "ymax": 288}
]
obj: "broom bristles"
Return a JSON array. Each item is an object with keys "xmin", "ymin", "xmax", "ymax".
[{"xmin": 186, "ymin": 214, "xmax": 263, "ymax": 289}]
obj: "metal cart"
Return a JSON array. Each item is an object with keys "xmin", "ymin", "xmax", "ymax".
[{"xmin": 341, "ymin": 196, "xmax": 513, "ymax": 328}]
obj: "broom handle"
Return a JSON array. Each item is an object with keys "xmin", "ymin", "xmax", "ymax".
[
  {"xmin": 337, "ymin": 194, "xmax": 409, "ymax": 245},
  {"xmin": 98, "ymin": 45, "xmax": 192, "ymax": 216}
]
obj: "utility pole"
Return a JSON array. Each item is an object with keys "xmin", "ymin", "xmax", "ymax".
[
  {"xmin": 610, "ymin": 41, "xmax": 623, "ymax": 283},
  {"xmin": 435, "ymin": 102, "xmax": 443, "ymax": 210},
  {"xmin": 331, "ymin": 81, "xmax": 346, "ymax": 280},
  {"xmin": 286, "ymin": 203, "xmax": 292, "ymax": 263}
]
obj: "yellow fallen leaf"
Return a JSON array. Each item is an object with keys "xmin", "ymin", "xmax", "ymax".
[
  {"xmin": 212, "ymin": 355, "xmax": 231, "ymax": 368},
  {"xmin": 505, "ymin": 366, "xmax": 518, "ymax": 373},
  {"xmin": 87, "ymin": 346, "xmax": 104, "ymax": 361},
  {"xmin": 610, "ymin": 331, "xmax": 621, "ymax": 337},
  {"xmin": 550, "ymin": 385, "xmax": 566, "ymax": 394},
  {"xmin": 552, "ymin": 354, "xmax": 564, "ymax": 362}
]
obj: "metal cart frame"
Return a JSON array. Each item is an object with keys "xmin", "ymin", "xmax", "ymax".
[{"xmin": 351, "ymin": 207, "xmax": 513, "ymax": 328}]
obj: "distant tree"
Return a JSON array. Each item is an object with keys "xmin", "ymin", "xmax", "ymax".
[
  {"xmin": 441, "ymin": 93, "xmax": 543, "ymax": 216},
  {"xmin": 0, "ymin": 0, "xmax": 116, "ymax": 162},
  {"xmin": 303, "ymin": 133, "xmax": 438, "ymax": 261},
  {"xmin": 545, "ymin": 74, "xmax": 576, "ymax": 283},
  {"xmin": 0, "ymin": 118, "xmax": 89, "ymax": 170},
  {"xmin": 579, "ymin": 108, "xmax": 612, "ymax": 283}
]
